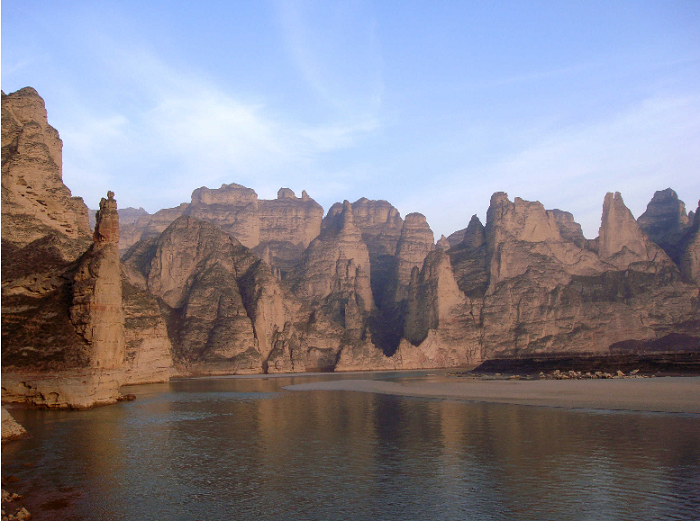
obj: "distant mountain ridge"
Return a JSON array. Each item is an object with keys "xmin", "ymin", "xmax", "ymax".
[{"xmin": 3, "ymin": 87, "xmax": 699, "ymax": 408}]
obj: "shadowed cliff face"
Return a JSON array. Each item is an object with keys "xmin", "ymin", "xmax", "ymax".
[
  {"xmin": 2, "ymin": 89, "xmax": 94, "ymax": 371},
  {"xmin": 122, "ymin": 216, "xmax": 273, "ymax": 372},
  {"xmin": 637, "ymin": 188, "xmax": 691, "ymax": 264}
]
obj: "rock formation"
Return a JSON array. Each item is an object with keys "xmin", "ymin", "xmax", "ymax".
[
  {"xmin": 70, "ymin": 192, "xmax": 126, "ymax": 369},
  {"xmin": 475, "ymin": 192, "xmax": 697, "ymax": 358},
  {"xmin": 2, "ymin": 86, "xmax": 699, "ymax": 390},
  {"xmin": 679, "ymin": 200, "xmax": 700, "ymax": 284},
  {"xmin": 394, "ymin": 213, "xmax": 435, "ymax": 301},
  {"xmin": 1, "ymin": 407, "xmax": 29, "ymax": 442},
  {"xmin": 2, "ymin": 88, "xmax": 172, "ymax": 407},
  {"xmin": 119, "ymin": 184, "xmax": 324, "ymax": 275},
  {"xmin": 638, "ymin": 188, "xmax": 691, "ymax": 264},
  {"xmin": 598, "ymin": 192, "xmax": 672, "ymax": 270},
  {"xmin": 122, "ymin": 215, "xmax": 292, "ymax": 374},
  {"xmin": 1, "ymin": 88, "xmax": 91, "ymax": 257},
  {"xmin": 89, "ymin": 206, "xmax": 148, "ymax": 230}
]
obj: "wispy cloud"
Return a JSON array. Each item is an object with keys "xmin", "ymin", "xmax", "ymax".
[
  {"xmin": 57, "ymin": 37, "xmax": 381, "ymax": 211},
  {"xmin": 277, "ymin": 0, "xmax": 384, "ymax": 115}
]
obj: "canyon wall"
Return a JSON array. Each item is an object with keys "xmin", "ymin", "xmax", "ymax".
[
  {"xmin": 1, "ymin": 89, "xmax": 172, "ymax": 407},
  {"xmin": 3, "ymin": 87, "xmax": 699, "ymax": 392}
]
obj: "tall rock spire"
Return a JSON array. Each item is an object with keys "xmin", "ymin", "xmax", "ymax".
[{"xmin": 71, "ymin": 191, "xmax": 126, "ymax": 369}]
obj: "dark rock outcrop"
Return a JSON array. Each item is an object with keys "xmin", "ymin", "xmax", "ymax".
[{"xmin": 638, "ymin": 188, "xmax": 691, "ymax": 264}]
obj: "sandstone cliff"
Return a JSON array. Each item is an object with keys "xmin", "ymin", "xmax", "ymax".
[
  {"xmin": 2, "ymin": 87, "xmax": 699, "ymax": 385},
  {"xmin": 469, "ymin": 192, "xmax": 697, "ymax": 358},
  {"xmin": 122, "ymin": 215, "xmax": 294, "ymax": 374},
  {"xmin": 71, "ymin": 192, "xmax": 126, "ymax": 369},
  {"xmin": 1, "ymin": 88, "xmax": 91, "ymax": 256},
  {"xmin": 120, "ymin": 185, "xmax": 323, "ymax": 275},
  {"xmin": 2, "ymin": 88, "xmax": 173, "ymax": 407},
  {"xmin": 679, "ymin": 200, "xmax": 700, "ymax": 284}
]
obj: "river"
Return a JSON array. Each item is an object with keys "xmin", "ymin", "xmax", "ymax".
[{"xmin": 2, "ymin": 371, "xmax": 699, "ymax": 520}]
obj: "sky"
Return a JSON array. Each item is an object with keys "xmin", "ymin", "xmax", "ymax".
[{"xmin": 2, "ymin": 0, "xmax": 699, "ymax": 239}]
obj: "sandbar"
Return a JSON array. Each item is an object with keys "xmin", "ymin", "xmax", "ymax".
[{"xmin": 284, "ymin": 375, "xmax": 700, "ymax": 413}]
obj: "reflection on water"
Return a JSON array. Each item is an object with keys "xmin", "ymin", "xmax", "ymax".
[{"xmin": 3, "ymin": 373, "xmax": 700, "ymax": 521}]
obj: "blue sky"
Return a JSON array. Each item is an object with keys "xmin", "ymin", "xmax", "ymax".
[{"xmin": 2, "ymin": 0, "xmax": 699, "ymax": 239}]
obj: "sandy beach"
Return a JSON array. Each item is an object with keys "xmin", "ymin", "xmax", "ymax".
[{"xmin": 285, "ymin": 375, "xmax": 700, "ymax": 413}]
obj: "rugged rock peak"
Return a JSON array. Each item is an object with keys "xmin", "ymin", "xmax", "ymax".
[
  {"xmin": 550, "ymin": 209, "xmax": 587, "ymax": 248},
  {"xmin": 485, "ymin": 192, "xmax": 562, "ymax": 245},
  {"xmin": 405, "ymin": 250, "xmax": 463, "ymax": 344},
  {"xmin": 400, "ymin": 249, "xmax": 481, "ymax": 367},
  {"xmin": 341, "ymin": 200, "xmax": 355, "ymax": 228},
  {"xmin": 446, "ymin": 227, "xmax": 466, "ymax": 248},
  {"xmin": 448, "ymin": 215, "xmax": 486, "ymax": 249},
  {"xmin": 394, "ymin": 212, "xmax": 435, "ymax": 301},
  {"xmin": 71, "ymin": 192, "xmax": 125, "ymax": 370},
  {"xmin": 436, "ymin": 235, "xmax": 450, "ymax": 250},
  {"xmin": 286, "ymin": 196, "xmax": 374, "ymax": 319},
  {"xmin": 123, "ymin": 214, "xmax": 290, "ymax": 373},
  {"xmin": 638, "ymin": 188, "xmax": 692, "ymax": 265},
  {"xmin": 322, "ymin": 197, "xmax": 404, "ymax": 257},
  {"xmin": 191, "ymin": 183, "xmax": 258, "ymax": 206},
  {"xmin": 277, "ymin": 187, "xmax": 296, "ymax": 199},
  {"xmin": 638, "ymin": 188, "xmax": 689, "ymax": 232},
  {"xmin": 143, "ymin": 215, "xmax": 249, "ymax": 308},
  {"xmin": 93, "ymin": 191, "xmax": 119, "ymax": 244},
  {"xmin": 120, "ymin": 182, "xmax": 323, "ymax": 274},
  {"xmin": 484, "ymin": 193, "xmax": 610, "ymax": 292},
  {"xmin": 2, "ymin": 87, "xmax": 91, "ymax": 251},
  {"xmin": 598, "ymin": 191, "xmax": 668, "ymax": 268},
  {"xmin": 90, "ymin": 207, "xmax": 148, "ymax": 230},
  {"xmin": 462, "ymin": 215, "xmax": 485, "ymax": 250}
]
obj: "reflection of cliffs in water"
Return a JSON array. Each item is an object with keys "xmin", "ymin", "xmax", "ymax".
[
  {"xmin": 6, "ymin": 377, "xmax": 700, "ymax": 519},
  {"xmin": 2, "ymin": 87, "xmax": 700, "ymax": 408}
]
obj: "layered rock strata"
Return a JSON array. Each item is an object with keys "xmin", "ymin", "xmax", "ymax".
[
  {"xmin": 119, "ymin": 185, "xmax": 324, "ymax": 275},
  {"xmin": 122, "ymin": 215, "xmax": 292, "ymax": 374},
  {"xmin": 1, "ymin": 88, "xmax": 91, "ymax": 255},
  {"xmin": 2, "ymin": 87, "xmax": 699, "ymax": 385},
  {"xmin": 2, "ymin": 88, "xmax": 173, "ymax": 407}
]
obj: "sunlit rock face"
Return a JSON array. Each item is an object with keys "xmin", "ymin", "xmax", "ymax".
[
  {"xmin": 1, "ymin": 88, "xmax": 173, "ymax": 407},
  {"xmin": 474, "ymin": 192, "xmax": 699, "ymax": 359},
  {"xmin": 1, "ymin": 88, "xmax": 92, "ymax": 254},
  {"xmin": 2, "ymin": 87, "xmax": 699, "ymax": 386},
  {"xmin": 119, "ymin": 184, "xmax": 324, "ymax": 276},
  {"xmin": 123, "ymin": 215, "xmax": 271, "ymax": 373},
  {"xmin": 71, "ymin": 192, "xmax": 126, "ymax": 370}
]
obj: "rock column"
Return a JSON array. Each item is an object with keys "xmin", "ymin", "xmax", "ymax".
[{"xmin": 71, "ymin": 191, "xmax": 126, "ymax": 369}]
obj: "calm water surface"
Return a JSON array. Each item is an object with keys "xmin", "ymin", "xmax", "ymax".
[{"xmin": 3, "ymin": 371, "xmax": 700, "ymax": 521}]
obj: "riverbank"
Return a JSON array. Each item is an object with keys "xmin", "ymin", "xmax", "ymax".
[
  {"xmin": 470, "ymin": 353, "xmax": 700, "ymax": 377},
  {"xmin": 284, "ymin": 375, "xmax": 700, "ymax": 413}
]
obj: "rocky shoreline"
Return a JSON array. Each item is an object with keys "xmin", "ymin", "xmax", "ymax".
[{"xmin": 467, "ymin": 353, "xmax": 700, "ymax": 378}]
